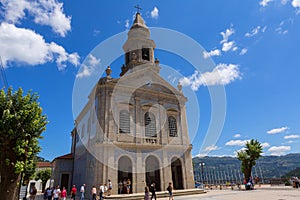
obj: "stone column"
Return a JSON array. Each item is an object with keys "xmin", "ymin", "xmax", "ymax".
[
  {"xmin": 135, "ymin": 150, "xmax": 145, "ymax": 193},
  {"xmin": 158, "ymin": 101, "xmax": 167, "ymax": 145},
  {"xmin": 106, "ymin": 148, "xmax": 117, "ymax": 194},
  {"xmin": 162, "ymin": 151, "xmax": 172, "ymax": 189},
  {"xmin": 184, "ymin": 146, "xmax": 195, "ymax": 189},
  {"xmin": 179, "ymin": 102, "xmax": 189, "ymax": 145},
  {"xmin": 135, "ymin": 97, "xmax": 141, "ymax": 143},
  {"xmin": 107, "ymin": 91, "xmax": 115, "ymax": 142}
]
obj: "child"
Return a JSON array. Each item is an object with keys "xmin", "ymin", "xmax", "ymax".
[{"xmin": 167, "ymin": 182, "xmax": 174, "ymax": 200}]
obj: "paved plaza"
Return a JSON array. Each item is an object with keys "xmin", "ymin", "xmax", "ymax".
[{"xmin": 159, "ymin": 187, "xmax": 300, "ymax": 200}]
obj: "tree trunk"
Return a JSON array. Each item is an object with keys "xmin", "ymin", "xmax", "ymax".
[
  {"xmin": 246, "ymin": 166, "xmax": 252, "ymax": 182},
  {"xmin": 42, "ymin": 182, "xmax": 46, "ymax": 193},
  {"xmin": 0, "ymin": 166, "xmax": 21, "ymax": 200}
]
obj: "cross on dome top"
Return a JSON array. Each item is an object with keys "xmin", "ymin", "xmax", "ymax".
[{"xmin": 134, "ymin": 4, "xmax": 142, "ymax": 13}]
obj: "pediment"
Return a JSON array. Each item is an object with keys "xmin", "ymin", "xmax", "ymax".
[{"xmin": 114, "ymin": 65, "xmax": 181, "ymax": 96}]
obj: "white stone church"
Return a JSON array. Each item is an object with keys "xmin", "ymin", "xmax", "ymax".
[{"xmin": 52, "ymin": 12, "xmax": 195, "ymax": 196}]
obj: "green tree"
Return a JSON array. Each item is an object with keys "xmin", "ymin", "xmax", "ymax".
[
  {"xmin": 237, "ymin": 139, "xmax": 263, "ymax": 183},
  {"xmin": 35, "ymin": 169, "xmax": 51, "ymax": 192},
  {"xmin": 0, "ymin": 87, "xmax": 48, "ymax": 200}
]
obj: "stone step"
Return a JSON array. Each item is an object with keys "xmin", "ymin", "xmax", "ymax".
[{"xmin": 105, "ymin": 189, "xmax": 206, "ymax": 200}]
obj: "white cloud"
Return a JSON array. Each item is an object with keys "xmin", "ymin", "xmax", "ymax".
[
  {"xmin": 235, "ymin": 147, "xmax": 246, "ymax": 155},
  {"xmin": 220, "ymin": 27, "xmax": 235, "ymax": 44},
  {"xmin": 268, "ymin": 146, "xmax": 291, "ymax": 156},
  {"xmin": 179, "ymin": 63, "xmax": 241, "ymax": 91},
  {"xmin": 0, "ymin": 0, "xmax": 29, "ymax": 23},
  {"xmin": 30, "ymin": 0, "xmax": 71, "ymax": 37},
  {"xmin": 222, "ymin": 41, "xmax": 235, "ymax": 52},
  {"xmin": 245, "ymin": 26, "xmax": 261, "ymax": 37},
  {"xmin": 284, "ymin": 134, "xmax": 300, "ymax": 139},
  {"xmin": 93, "ymin": 29, "xmax": 100, "ymax": 36},
  {"xmin": 48, "ymin": 42, "xmax": 79, "ymax": 70},
  {"xmin": 0, "ymin": 0, "xmax": 71, "ymax": 37},
  {"xmin": 260, "ymin": 0, "xmax": 273, "ymax": 7},
  {"xmin": 76, "ymin": 54, "xmax": 100, "ymax": 78},
  {"xmin": 276, "ymin": 27, "xmax": 288, "ymax": 35},
  {"xmin": 267, "ymin": 126, "xmax": 289, "ymax": 134},
  {"xmin": 193, "ymin": 153, "xmax": 207, "ymax": 158},
  {"xmin": 88, "ymin": 54, "xmax": 100, "ymax": 66},
  {"xmin": 76, "ymin": 64, "xmax": 92, "ymax": 78},
  {"xmin": 125, "ymin": 19, "xmax": 130, "ymax": 29},
  {"xmin": 150, "ymin": 7, "xmax": 159, "ymax": 19},
  {"xmin": 225, "ymin": 139, "xmax": 249, "ymax": 146},
  {"xmin": 285, "ymin": 140, "xmax": 298, "ymax": 144},
  {"xmin": 234, "ymin": 134, "xmax": 241, "ymax": 138},
  {"xmin": 219, "ymin": 26, "xmax": 237, "ymax": 52},
  {"xmin": 292, "ymin": 0, "xmax": 300, "ymax": 8},
  {"xmin": 204, "ymin": 145, "xmax": 220, "ymax": 151},
  {"xmin": 281, "ymin": 0, "xmax": 288, "ymax": 5},
  {"xmin": 203, "ymin": 49, "xmax": 221, "ymax": 59},
  {"xmin": 0, "ymin": 23, "xmax": 79, "ymax": 69},
  {"xmin": 262, "ymin": 26, "xmax": 267, "ymax": 32},
  {"xmin": 239, "ymin": 48, "xmax": 248, "ymax": 55},
  {"xmin": 261, "ymin": 142, "xmax": 270, "ymax": 148}
]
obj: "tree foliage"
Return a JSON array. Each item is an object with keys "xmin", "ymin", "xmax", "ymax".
[
  {"xmin": 237, "ymin": 139, "xmax": 263, "ymax": 182},
  {"xmin": 0, "ymin": 87, "xmax": 48, "ymax": 200},
  {"xmin": 282, "ymin": 167, "xmax": 300, "ymax": 179},
  {"xmin": 35, "ymin": 169, "xmax": 51, "ymax": 192}
]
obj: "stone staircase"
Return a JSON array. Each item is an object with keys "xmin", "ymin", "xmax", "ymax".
[{"xmin": 104, "ymin": 189, "xmax": 206, "ymax": 200}]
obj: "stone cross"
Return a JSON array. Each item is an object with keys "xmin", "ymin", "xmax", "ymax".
[{"xmin": 134, "ymin": 5, "xmax": 142, "ymax": 13}]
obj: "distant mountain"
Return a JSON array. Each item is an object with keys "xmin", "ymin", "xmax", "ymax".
[
  {"xmin": 192, "ymin": 153, "xmax": 300, "ymax": 183},
  {"xmin": 282, "ymin": 167, "xmax": 300, "ymax": 178}
]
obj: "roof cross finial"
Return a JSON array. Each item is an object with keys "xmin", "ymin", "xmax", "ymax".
[{"xmin": 134, "ymin": 4, "xmax": 142, "ymax": 13}]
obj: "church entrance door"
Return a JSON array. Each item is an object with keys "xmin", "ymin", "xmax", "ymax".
[
  {"xmin": 145, "ymin": 156, "xmax": 161, "ymax": 191},
  {"xmin": 118, "ymin": 156, "xmax": 133, "ymax": 194},
  {"xmin": 171, "ymin": 158, "xmax": 184, "ymax": 189}
]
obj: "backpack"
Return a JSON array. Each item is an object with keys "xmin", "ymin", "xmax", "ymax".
[
  {"xmin": 167, "ymin": 186, "xmax": 171, "ymax": 191},
  {"xmin": 150, "ymin": 186, "xmax": 154, "ymax": 193}
]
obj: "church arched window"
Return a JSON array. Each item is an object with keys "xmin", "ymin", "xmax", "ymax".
[
  {"xmin": 142, "ymin": 48, "xmax": 150, "ymax": 61},
  {"xmin": 145, "ymin": 112, "xmax": 157, "ymax": 137},
  {"xmin": 168, "ymin": 116, "xmax": 178, "ymax": 137},
  {"xmin": 119, "ymin": 110, "xmax": 130, "ymax": 134}
]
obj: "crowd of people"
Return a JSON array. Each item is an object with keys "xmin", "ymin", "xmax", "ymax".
[
  {"xmin": 291, "ymin": 176, "xmax": 299, "ymax": 188},
  {"xmin": 40, "ymin": 179, "xmax": 113, "ymax": 200},
  {"xmin": 31, "ymin": 179, "xmax": 174, "ymax": 200}
]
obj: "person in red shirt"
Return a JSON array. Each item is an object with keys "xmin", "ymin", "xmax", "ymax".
[
  {"xmin": 61, "ymin": 186, "xmax": 67, "ymax": 200},
  {"xmin": 71, "ymin": 185, "xmax": 77, "ymax": 200}
]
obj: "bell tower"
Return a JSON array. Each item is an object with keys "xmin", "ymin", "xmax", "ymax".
[{"xmin": 121, "ymin": 12, "xmax": 157, "ymax": 76}]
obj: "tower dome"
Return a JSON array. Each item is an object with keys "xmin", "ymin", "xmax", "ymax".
[{"xmin": 122, "ymin": 12, "xmax": 156, "ymax": 73}]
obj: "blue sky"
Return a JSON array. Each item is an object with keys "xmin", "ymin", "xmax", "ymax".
[{"xmin": 1, "ymin": 0, "xmax": 300, "ymax": 160}]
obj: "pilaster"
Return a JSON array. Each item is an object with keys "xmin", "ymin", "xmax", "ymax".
[{"xmin": 135, "ymin": 97, "xmax": 141, "ymax": 143}]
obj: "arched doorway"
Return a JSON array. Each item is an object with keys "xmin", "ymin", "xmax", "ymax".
[
  {"xmin": 171, "ymin": 158, "xmax": 183, "ymax": 189},
  {"xmin": 118, "ymin": 156, "xmax": 132, "ymax": 194},
  {"xmin": 145, "ymin": 156, "xmax": 161, "ymax": 191}
]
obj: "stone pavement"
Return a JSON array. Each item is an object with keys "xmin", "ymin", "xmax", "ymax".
[{"xmin": 158, "ymin": 187, "xmax": 300, "ymax": 200}]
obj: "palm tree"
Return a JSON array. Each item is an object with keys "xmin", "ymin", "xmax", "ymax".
[{"xmin": 237, "ymin": 139, "xmax": 263, "ymax": 183}]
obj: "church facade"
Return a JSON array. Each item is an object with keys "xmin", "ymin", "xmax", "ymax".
[{"xmin": 53, "ymin": 12, "xmax": 195, "ymax": 195}]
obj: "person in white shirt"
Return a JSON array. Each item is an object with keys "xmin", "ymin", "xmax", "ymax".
[
  {"xmin": 99, "ymin": 184, "xmax": 104, "ymax": 200},
  {"xmin": 107, "ymin": 179, "xmax": 112, "ymax": 196},
  {"xmin": 80, "ymin": 184, "xmax": 85, "ymax": 200},
  {"xmin": 53, "ymin": 185, "xmax": 61, "ymax": 200}
]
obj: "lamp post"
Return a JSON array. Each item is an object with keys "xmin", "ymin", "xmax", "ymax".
[{"xmin": 199, "ymin": 162, "xmax": 205, "ymax": 184}]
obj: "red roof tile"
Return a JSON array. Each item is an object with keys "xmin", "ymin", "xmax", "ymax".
[
  {"xmin": 37, "ymin": 162, "xmax": 52, "ymax": 168},
  {"xmin": 54, "ymin": 153, "xmax": 73, "ymax": 160}
]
